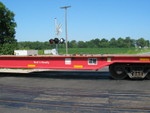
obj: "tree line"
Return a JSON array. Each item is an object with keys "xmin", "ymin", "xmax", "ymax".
[
  {"xmin": 69, "ymin": 37, "xmax": 149, "ymax": 48},
  {"xmin": 18, "ymin": 37, "xmax": 150, "ymax": 50}
]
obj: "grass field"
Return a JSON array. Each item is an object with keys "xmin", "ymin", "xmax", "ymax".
[{"xmin": 38, "ymin": 48, "xmax": 150, "ymax": 55}]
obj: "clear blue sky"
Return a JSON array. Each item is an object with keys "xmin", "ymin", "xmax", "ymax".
[{"xmin": 1, "ymin": 0, "xmax": 150, "ymax": 42}]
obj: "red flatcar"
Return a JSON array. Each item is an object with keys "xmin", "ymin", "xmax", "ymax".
[{"xmin": 0, "ymin": 54, "xmax": 150, "ymax": 79}]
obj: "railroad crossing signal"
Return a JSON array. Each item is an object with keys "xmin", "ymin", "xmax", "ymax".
[
  {"xmin": 59, "ymin": 38, "xmax": 65, "ymax": 44},
  {"xmin": 49, "ymin": 39, "xmax": 54, "ymax": 44},
  {"xmin": 49, "ymin": 38, "xmax": 65, "ymax": 44},
  {"xmin": 53, "ymin": 38, "xmax": 59, "ymax": 44}
]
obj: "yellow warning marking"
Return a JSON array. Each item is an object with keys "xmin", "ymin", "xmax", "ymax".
[
  {"xmin": 107, "ymin": 57, "xmax": 111, "ymax": 62},
  {"xmin": 28, "ymin": 65, "xmax": 36, "ymax": 67},
  {"xmin": 74, "ymin": 65, "xmax": 83, "ymax": 68},
  {"xmin": 139, "ymin": 58, "xmax": 150, "ymax": 61}
]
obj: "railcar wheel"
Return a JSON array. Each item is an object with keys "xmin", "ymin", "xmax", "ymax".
[
  {"xmin": 109, "ymin": 63, "xmax": 128, "ymax": 80},
  {"xmin": 146, "ymin": 73, "xmax": 150, "ymax": 79}
]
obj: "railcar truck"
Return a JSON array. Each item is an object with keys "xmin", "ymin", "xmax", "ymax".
[{"xmin": 0, "ymin": 54, "xmax": 150, "ymax": 79}]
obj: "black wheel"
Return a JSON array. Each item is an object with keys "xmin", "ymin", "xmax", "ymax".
[
  {"xmin": 146, "ymin": 73, "xmax": 150, "ymax": 79},
  {"xmin": 109, "ymin": 63, "xmax": 128, "ymax": 80}
]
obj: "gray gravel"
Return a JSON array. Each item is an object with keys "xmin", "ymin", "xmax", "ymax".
[{"xmin": 0, "ymin": 69, "xmax": 150, "ymax": 113}]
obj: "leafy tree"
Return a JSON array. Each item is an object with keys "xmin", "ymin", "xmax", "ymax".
[
  {"xmin": 146, "ymin": 40, "xmax": 150, "ymax": 47},
  {"xmin": 124, "ymin": 37, "xmax": 131, "ymax": 48},
  {"xmin": 109, "ymin": 38, "xmax": 117, "ymax": 47},
  {"xmin": 69, "ymin": 40, "xmax": 77, "ymax": 48},
  {"xmin": 99, "ymin": 38, "xmax": 109, "ymax": 48},
  {"xmin": 136, "ymin": 38, "xmax": 146, "ymax": 48},
  {"xmin": 0, "ymin": 2, "xmax": 17, "ymax": 54},
  {"xmin": 78, "ymin": 41, "xmax": 86, "ymax": 48},
  {"xmin": 87, "ymin": 39, "xmax": 99, "ymax": 48},
  {"xmin": 93, "ymin": 38, "xmax": 100, "ymax": 47},
  {"xmin": 116, "ymin": 37, "xmax": 126, "ymax": 48}
]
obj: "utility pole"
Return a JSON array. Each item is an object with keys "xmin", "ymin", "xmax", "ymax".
[{"xmin": 60, "ymin": 6, "xmax": 71, "ymax": 54}]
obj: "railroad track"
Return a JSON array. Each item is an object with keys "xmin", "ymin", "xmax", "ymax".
[
  {"xmin": 0, "ymin": 98, "xmax": 150, "ymax": 111},
  {"xmin": 0, "ymin": 83, "xmax": 150, "ymax": 112},
  {"xmin": 0, "ymin": 71, "xmax": 150, "ymax": 112}
]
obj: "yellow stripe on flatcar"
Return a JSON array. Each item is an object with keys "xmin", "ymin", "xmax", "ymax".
[
  {"xmin": 28, "ymin": 65, "xmax": 36, "ymax": 67},
  {"xmin": 139, "ymin": 58, "xmax": 150, "ymax": 61},
  {"xmin": 74, "ymin": 65, "xmax": 83, "ymax": 68}
]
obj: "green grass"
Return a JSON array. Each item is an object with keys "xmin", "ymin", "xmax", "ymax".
[
  {"xmin": 59, "ymin": 48, "xmax": 131, "ymax": 54},
  {"xmin": 38, "ymin": 50, "xmax": 44, "ymax": 55},
  {"xmin": 127, "ymin": 48, "xmax": 150, "ymax": 54},
  {"xmin": 38, "ymin": 48, "xmax": 150, "ymax": 55}
]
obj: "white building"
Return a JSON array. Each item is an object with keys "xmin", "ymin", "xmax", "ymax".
[
  {"xmin": 14, "ymin": 50, "xmax": 38, "ymax": 56},
  {"xmin": 44, "ymin": 49, "xmax": 58, "ymax": 55}
]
